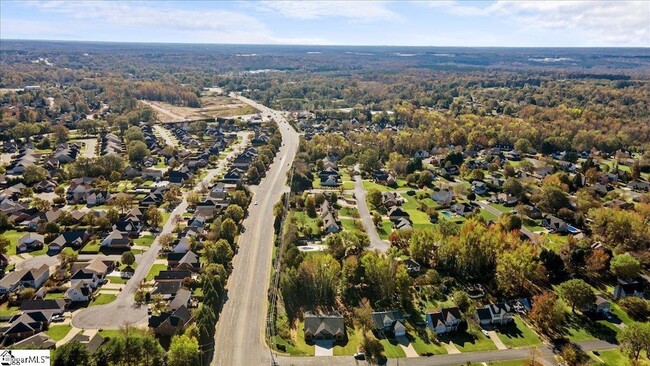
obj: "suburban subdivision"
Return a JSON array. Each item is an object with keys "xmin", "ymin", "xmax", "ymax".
[{"xmin": 1, "ymin": 16, "xmax": 650, "ymax": 366}]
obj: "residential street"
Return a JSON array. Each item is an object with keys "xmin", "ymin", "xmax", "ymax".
[
  {"xmin": 475, "ymin": 200, "xmax": 540, "ymax": 242},
  {"xmin": 211, "ymin": 94, "xmax": 299, "ymax": 366},
  {"xmin": 353, "ymin": 174, "xmax": 390, "ymax": 252},
  {"xmin": 71, "ymin": 133, "xmax": 249, "ymax": 329},
  {"xmin": 153, "ymin": 124, "xmax": 177, "ymax": 147}
]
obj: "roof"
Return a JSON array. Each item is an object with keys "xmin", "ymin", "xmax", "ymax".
[
  {"xmin": 152, "ymin": 281, "xmax": 183, "ymax": 295},
  {"xmin": 70, "ymin": 268, "xmax": 97, "ymax": 280},
  {"xmin": 70, "ymin": 333, "xmax": 105, "ymax": 353},
  {"xmin": 427, "ymin": 307, "xmax": 462, "ymax": 327},
  {"xmin": 475, "ymin": 307, "xmax": 492, "ymax": 321},
  {"xmin": 20, "ymin": 299, "xmax": 66, "ymax": 312},
  {"xmin": 303, "ymin": 313, "xmax": 345, "ymax": 337},
  {"xmin": 154, "ymin": 270, "xmax": 191, "ymax": 281},
  {"xmin": 12, "ymin": 333, "xmax": 56, "ymax": 349},
  {"xmin": 167, "ymin": 288, "xmax": 192, "ymax": 311},
  {"xmin": 371, "ymin": 310, "xmax": 404, "ymax": 330},
  {"xmin": 21, "ymin": 264, "xmax": 49, "ymax": 282}
]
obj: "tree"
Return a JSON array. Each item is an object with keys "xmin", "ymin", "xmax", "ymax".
[
  {"xmin": 112, "ymin": 193, "xmax": 133, "ymax": 214},
  {"xmin": 515, "ymin": 138, "xmax": 532, "ymax": 154},
  {"xmin": 418, "ymin": 170, "xmax": 434, "ymax": 186},
  {"xmin": 408, "ymin": 229, "xmax": 438, "ymax": 266},
  {"xmin": 121, "ymin": 251, "xmax": 136, "ymax": 266},
  {"xmin": 53, "ymin": 341, "xmax": 92, "ymax": 366},
  {"xmin": 219, "ymin": 218, "xmax": 238, "ymax": 245},
  {"xmin": 610, "ymin": 253, "xmax": 641, "ymax": 279},
  {"xmin": 534, "ymin": 185, "xmax": 569, "ymax": 214},
  {"xmin": 585, "ymin": 248, "xmax": 610, "ymax": 276},
  {"xmin": 499, "ymin": 213, "xmax": 522, "ymax": 232},
  {"xmin": 168, "ymin": 334, "xmax": 200, "ymax": 366},
  {"xmin": 127, "ymin": 140, "xmax": 150, "ymax": 163},
  {"xmin": 204, "ymin": 239, "xmax": 233, "ymax": 266},
  {"xmin": 31, "ymin": 197, "xmax": 52, "ymax": 212},
  {"xmin": 164, "ymin": 185, "xmax": 182, "ymax": 205},
  {"xmin": 23, "ymin": 165, "xmax": 48, "ymax": 184},
  {"xmin": 496, "ymin": 244, "xmax": 541, "ymax": 296},
  {"xmin": 372, "ymin": 211, "xmax": 382, "ymax": 227},
  {"xmin": 503, "ymin": 177, "xmax": 525, "ymax": 199},
  {"xmin": 0, "ymin": 237, "xmax": 10, "ymax": 255},
  {"xmin": 367, "ymin": 188, "xmax": 382, "ymax": 208},
  {"xmin": 52, "ymin": 124, "xmax": 69, "ymax": 143},
  {"xmin": 618, "ymin": 322, "xmax": 650, "ymax": 360},
  {"xmin": 529, "ymin": 292, "xmax": 565, "ymax": 338},
  {"xmin": 353, "ymin": 298, "xmax": 374, "ymax": 331},
  {"xmin": 150, "ymin": 293, "xmax": 167, "ymax": 315},
  {"xmin": 305, "ymin": 196, "xmax": 317, "ymax": 218},
  {"xmin": 159, "ymin": 233, "xmax": 175, "ymax": 251},
  {"xmin": 361, "ymin": 334, "xmax": 384, "ymax": 364},
  {"xmin": 619, "ymin": 297, "xmax": 649, "ymax": 321},
  {"xmin": 453, "ymin": 290, "xmax": 471, "ymax": 312},
  {"xmin": 145, "ymin": 205, "xmax": 162, "ymax": 228},
  {"xmin": 557, "ymin": 279, "xmax": 596, "ymax": 313},
  {"xmin": 186, "ymin": 191, "xmax": 200, "ymax": 206}
]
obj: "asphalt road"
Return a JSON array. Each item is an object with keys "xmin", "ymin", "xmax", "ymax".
[
  {"xmin": 211, "ymin": 94, "xmax": 298, "ymax": 366},
  {"xmin": 153, "ymin": 124, "xmax": 177, "ymax": 147},
  {"xmin": 475, "ymin": 200, "xmax": 540, "ymax": 242},
  {"xmin": 71, "ymin": 133, "xmax": 249, "ymax": 329},
  {"xmin": 353, "ymin": 174, "xmax": 390, "ymax": 252}
]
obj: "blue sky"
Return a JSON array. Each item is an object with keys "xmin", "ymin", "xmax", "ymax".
[{"xmin": 1, "ymin": 1, "xmax": 648, "ymax": 47}]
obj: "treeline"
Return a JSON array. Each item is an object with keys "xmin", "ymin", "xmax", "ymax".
[{"xmin": 132, "ymin": 82, "xmax": 200, "ymax": 107}]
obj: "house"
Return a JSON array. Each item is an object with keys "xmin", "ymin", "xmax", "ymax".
[
  {"xmin": 582, "ymin": 294, "xmax": 611, "ymax": 314},
  {"xmin": 70, "ymin": 268, "xmax": 101, "ymax": 289},
  {"xmin": 613, "ymin": 278, "xmax": 645, "ymax": 299},
  {"xmin": 321, "ymin": 175, "xmax": 340, "ymax": 187},
  {"xmin": 431, "ymin": 189, "xmax": 453, "ymax": 206},
  {"xmin": 148, "ymin": 305, "xmax": 193, "ymax": 335},
  {"xmin": 474, "ymin": 303, "xmax": 514, "ymax": 326},
  {"xmin": 472, "ymin": 181, "xmax": 488, "ymax": 195},
  {"xmin": 65, "ymin": 282, "xmax": 92, "ymax": 302},
  {"xmin": 152, "ymin": 281, "xmax": 183, "ymax": 298},
  {"xmin": 492, "ymin": 193, "xmax": 518, "ymax": 206},
  {"xmin": 100, "ymin": 230, "xmax": 132, "ymax": 249},
  {"xmin": 426, "ymin": 307, "xmax": 462, "ymax": 335},
  {"xmin": 516, "ymin": 205, "xmax": 542, "ymax": 219},
  {"xmin": 441, "ymin": 165, "xmax": 459, "ymax": 176},
  {"xmin": 0, "ymin": 271, "xmax": 24, "ymax": 294},
  {"xmin": 403, "ymin": 258, "xmax": 421, "ymax": 275},
  {"xmin": 371, "ymin": 311, "xmax": 406, "ymax": 337},
  {"xmin": 86, "ymin": 191, "xmax": 111, "ymax": 206},
  {"xmin": 542, "ymin": 215, "xmax": 568, "ymax": 233},
  {"xmin": 17, "ymin": 233, "xmax": 45, "ymax": 253},
  {"xmin": 16, "ymin": 265, "xmax": 50, "ymax": 290},
  {"xmin": 393, "ymin": 217, "xmax": 412, "ymax": 230},
  {"xmin": 11, "ymin": 332, "xmax": 56, "ymax": 349},
  {"xmin": 20, "ymin": 299, "xmax": 66, "ymax": 314},
  {"xmin": 154, "ymin": 270, "xmax": 191, "ymax": 283},
  {"xmin": 451, "ymin": 203, "xmax": 474, "ymax": 216},
  {"xmin": 167, "ymin": 288, "xmax": 192, "ymax": 312},
  {"xmin": 322, "ymin": 212, "xmax": 340, "ymax": 233},
  {"xmin": 48, "ymin": 230, "xmax": 88, "ymax": 252},
  {"xmin": 303, "ymin": 312, "xmax": 346, "ymax": 341},
  {"xmin": 628, "ymin": 180, "xmax": 650, "ymax": 192},
  {"xmin": 388, "ymin": 207, "xmax": 410, "ymax": 221},
  {"xmin": 1, "ymin": 311, "xmax": 51, "ymax": 343},
  {"xmin": 70, "ymin": 333, "xmax": 105, "ymax": 354},
  {"xmin": 414, "ymin": 150, "xmax": 429, "ymax": 159},
  {"xmin": 167, "ymin": 251, "xmax": 200, "ymax": 271},
  {"xmin": 382, "ymin": 192, "xmax": 401, "ymax": 207}
]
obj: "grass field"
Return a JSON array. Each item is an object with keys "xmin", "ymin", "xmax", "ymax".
[
  {"xmin": 44, "ymin": 292, "xmax": 66, "ymax": 300},
  {"xmin": 2, "ymin": 230, "xmax": 22, "ymax": 255},
  {"xmin": 80, "ymin": 240, "xmax": 101, "ymax": 254},
  {"xmin": 441, "ymin": 328, "xmax": 497, "ymax": 353},
  {"xmin": 90, "ymin": 294, "xmax": 117, "ymax": 306},
  {"xmin": 45, "ymin": 324, "xmax": 72, "ymax": 341},
  {"xmin": 590, "ymin": 349, "xmax": 650, "ymax": 366},
  {"xmin": 496, "ymin": 317, "xmax": 542, "ymax": 348},
  {"xmin": 106, "ymin": 276, "xmax": 127, "ymax": 284},
  {"xmin": 0, "ymin": 303, "xmax": 20, "ymax": 317},
  {"xmin": 408, "ymin": 327, "xmax": 448, "ymax": 356},
  {"xmin": 146, "ymin": 264, "xmax": 167, "ymax": 281},
  {"xmin": 333, "ymin": 326, "xmax": 364, "ymax": 356},
  {"xmin": 98, "ymin": 329, "xmax": 125, "ymax": 340},
  {"xmin": 134, "ymin": 235, "xmax": 155, "ymax": 247},
  {"xmin": 379, "ymin": 339, "xmax": 407, "ymax": 358},
  {"xmin": 291, "ymin": 320, "xmax": 315, "ymax": 356},
  {"xmin": 377, "ymin": 219, "xmax": 393, "ymax": 240}
]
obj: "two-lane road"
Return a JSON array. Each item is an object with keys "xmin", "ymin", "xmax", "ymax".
[{"xmin": 211, "ymin": 94, "xmax": 299, "ymax": 366}]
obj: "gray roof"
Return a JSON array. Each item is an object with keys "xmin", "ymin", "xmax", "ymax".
[{"xmin": 303, "ymin": 313, "xmax": 345, "ymax": 337}]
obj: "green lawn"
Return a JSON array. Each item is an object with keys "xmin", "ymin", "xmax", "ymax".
[
  {"xmin": 271, "ymin": 336, "xmax": 312, "ymax": 356},
  {"xmin": 293, "ymin": 211, "xmax": 322, "ymax": 237},
  {"xmin": 362, "ymin": 179, "xmax": 410, "ymax": 192},
  {"xmin": 98, "ymin": 329, "xmax": 125, "ymax": 340},
  {"xmin": 441, "ymin": 328, "xmax": 497, "ymax": 353},
  {"xmin": 339, "ymin": 207, "xmax": 359, "ymax": 218},
  {"xmin": 90, "ymin": 294, "xmax": 117, "ymax": 306},
  {"xmin": 590, "ymin": 349, "xmax": 650, "ymax": 366},
  {"xmin": 146, "ymin": 264, "xmax": 167, "ymax": 281},
  {"xmin": 407, "ymin": 327, "xmax": 448, "ymax": 356},
  {"xmin": 134, "ymin": 235, "xmax": 155, "ymax": 247},
  {"xmin": 479, "ymin": 209, "xmax": 499, "ymax": 222},
  {"xmin": 333, "ymin": 326, "xmax": 363, "ymax": 356},
  {"xmin": 400, "ymin": 195, "xmax": 434, "ymax": 225},
  {"xmin": 44, "ymin": 292, "xmax": 66, "ymax": 300},
  {"xmin": 80, "ymin": 240, "xmax": 101, "ymax": 254},
  {"xmin": 340, "ymin": 218, "xmax": 363, "ymax": 233},
  {"xmin": 496, "ymin": 317, "xmax": 542, "ymax": 348},
  {"xmin": 0, "ymin": 303, "xmax": 20, "ymax": 317},
  {"xmin": 2, "ymin": 230, "xmax": 22, "ymax": 255},
  {"xmin": 106, "ymin": 276, "xmax": 127, "ymax": 284},
  {"xmin": 486, "ymin": 360, "xmax": 528, "ymax": 366},
  {"xmin": 45, "ymin": 324, "xmax": 72, "ymax": 341},
  {"xmin": 291, "ymin": 320, "xmax": 315, "ymax": 356},
  {"xmin": 379, "ymin": 339, "xmax": 406, "ymax": 358},
  {"xmin": 377, "ymin": 220, "xmax": 393, "ymax": 240}
]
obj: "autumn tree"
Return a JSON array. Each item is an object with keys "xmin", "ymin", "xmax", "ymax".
[
  {"xmin": 557, "ymin": 279, "xmax": 596, "ymax": 313},
  {"xmin": 528, "ymin": 292, "xmax": 565, "ymax": 338},
  {"xmin": 610, "ymin": 253, "xmax": 641, "ymax": 279},
  {"xmin": 585, "ymin": 248, "xmax": 610, "ymax": 276}
]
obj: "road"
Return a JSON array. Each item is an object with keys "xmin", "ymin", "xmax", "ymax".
[
  {"xmin": 77, "ymin": 138, "xmax": 97, "ymax": 158},
  {"xmin": 475, "ymin": 201, "xmax": 540, "ymax": 242},
  {"xmin": 153, "ymin": 125, "xmax": 177, "ymax": 147},
  {"xmin": 72, "ymin": 132, "xmax": 250, "ymax": 329},
  {"xmin": 141, "ymin": 100, "xmax": 187, "ymax": 122},
  {"xmin": 211, "ymin": 94, "xmax": 299, "ymax": 366},
  {"xmin": 353, "ymin": 174, "xmax": 390, "ymax": 252}
]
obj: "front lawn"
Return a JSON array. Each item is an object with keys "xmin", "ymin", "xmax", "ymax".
[
  {"xmin": 379, "ymin": 339, "xmax": 406, "ymax": 358},
  {"xmin": 441, "ymin": 327, "xmax": 497, "ymax": 353},
  {"xmin": 496, "ymin": 317, "xmax": 542, "ymax": 348},
  {"xmin": 80, "ymin": 240, "xmax": 101, "ymax": 254},
  {"xmin": 291, "ymin": 320, "xmax": 315, "ymax": 356},
  {"xmin": 90, "ymin": 294, "xmax": 117, "ymax": 306},
  {"xmin": 2, "ymin": 230, "xmax": 22, "ymax": 255},
  {"xmin": 44, "ymin": 292, "xmax": 66, "ymax": 300},
  {"xmin": 106, "ymin": 276, "xmax": 127, "ymax": 284},
  {"xmin": 377, "ymin": 220, "xmax": 393, "ymax": 240},
  {"xmin": 0, "ymin": 303, "xmax": 20, "ymax": 317},
  {"xmin": 98, "ymin": 329, "xmax": 125, "ymax": 340},
  {"xmin": 45, "ymin": 324, "xmax": 72, "ymax": 341},
  {"xmin": 590, "ymin": 349, "xmax": 650, "ymax": 366},
  {"xmin": 333, "ymin": 326, "xmax": 363, "ymax": 356},
  {"xmin": 407, "ymin": 326, "xmax": 448, "ymax": 356},
  {"xmin": 134, "ymin": 235, "xmax": 155, "ymax": 247},
  {"xmin": 146, "ymin": 264, "xmax": 167, "ymax": 281}
]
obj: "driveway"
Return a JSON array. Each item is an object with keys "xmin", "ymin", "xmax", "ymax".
[
  {"xmin": 153, "ymin": 125, "xmax": 177, "ymax": 147},
  {"xmin": 476, "ymin": 201, "xmax": 540, "ymax": 243},
  {"xmin": 353, "ymin": 174, "xmax": 390, "ymax": 252},
  {"xmin": 487, "ymin": 330, "xmax": 508, "ymax": 350},
  {"xmin": 396, "ymin": 336, "xmax": 419, "ymax": 358},
  {"xmin": 314, "ymin": 340, "xmax": 334, "ymax": 356}
]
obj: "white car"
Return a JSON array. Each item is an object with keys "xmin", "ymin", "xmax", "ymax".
[
  {"xmin": 254, "ymin": 201, "xmax": 258, "ymax": 205},
  {"xmin": 481, "ymin": 329, "xmax": 490, "ymax": 336}
]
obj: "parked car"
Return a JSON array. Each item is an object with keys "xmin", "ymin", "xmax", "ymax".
[
  {"xmin": 353, "ymin": 353, "xmax": 365, "ymax": 360},
  {"xmin": 52, "ymin": 315, "xmax": 65, "ymax": 322}
]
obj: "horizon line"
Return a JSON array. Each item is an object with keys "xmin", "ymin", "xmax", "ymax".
[{"xmin": 2, "ymin": 38, "xmax": 649, "ymax": 50}]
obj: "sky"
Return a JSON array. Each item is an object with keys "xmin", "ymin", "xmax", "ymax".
[{"xmin": 1, "ymin": 1, "xmax": 649, "ymax": 47}]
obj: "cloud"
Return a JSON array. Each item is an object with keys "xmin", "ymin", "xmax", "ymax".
[
  {"xmin": 12, "ymin": 1, "xmax": 326, "ymax": 44},
  {"xmin": 254, "ymin": 0, "xmax": 400, "ymax": 22},
  {"xmin": 418, "ymin": 0, "xmax": 650, "ymax": 46}
]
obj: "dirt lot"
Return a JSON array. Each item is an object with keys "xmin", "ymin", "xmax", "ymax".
[{"xmin": 141, "ymin": 94, "xmax": 257, "ymax": 122}]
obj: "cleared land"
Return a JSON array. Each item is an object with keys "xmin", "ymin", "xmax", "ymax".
[{"xmin": 141, "ymin": 94, "xmax": 257, "ymax": 122}]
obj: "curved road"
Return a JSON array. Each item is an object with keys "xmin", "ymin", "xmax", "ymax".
[
  {"xmin": 72, "ymin": 133, "xmax": 250, "ymax": 329},
  {"xmin": 211, "ymin": 94, "xmax": 299, "ymax": 366}
]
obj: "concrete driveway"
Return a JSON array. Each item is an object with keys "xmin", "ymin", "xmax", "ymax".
[{"xmin": 314, "ymin": 340, "xmax": 334, "ymax": 356}]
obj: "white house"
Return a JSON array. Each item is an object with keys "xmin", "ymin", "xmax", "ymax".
[
  {"xmin": 426, "ymin": 307, "xmax": 462, "ymax": 335},
  {"xmin": 431, "ymin": 189, "xmax": 453, "ymax": 206},
  {"xmin": 70, "ymin": 269, "xmax": 101, "ymax": 289},
  {"xmin": 65, "ymin": 282, "xmax": 92, "ymax": 302},
  {"xmin": 474, "ymin": 303, "xmax": 515, "ymax": 326}
]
